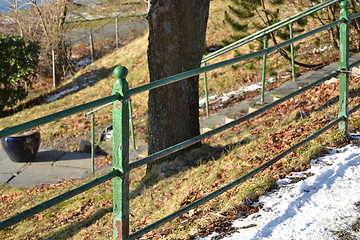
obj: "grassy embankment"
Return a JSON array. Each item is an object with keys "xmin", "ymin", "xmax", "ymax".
[
  {"xmin": 0, "ymin": 0, "xmax": 346, "ymax": 150},
  {"xmin": 1, "ymin": 75, "xmax": 359, "ymax": 239},
  {"xmin": 1, "ymin": 0, "xmax": 360, "ymax": 239}
]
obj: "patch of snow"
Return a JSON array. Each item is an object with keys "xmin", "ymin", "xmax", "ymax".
[
  {"xmin": 44, "ymin": 85, "xmax": 80, "ymax": 103},
  {"xmin": 241, "ymin": 83, "xmax": 262, "ymax": 92},
  {"xmin": 199, "ymin": 232, "xmax": 220, "ymax": 240},
  {"xmin": 74, "ymin": 58, "xmax": 92, "ymax": 71},
  {"xmin": 44, "ymin": 74, "xmax": 97, "ymax": 103},
  {"xmin": 199, "ymin": 96, "xmax": 217, "ymax": 108},
  {"xmin": 196, "ymin": 143, "xmax": 360, "ymax": 240},
  {"xmin": 281, "ymin": 75, "xmax": 291, "ymax": 79},
  {"xmin": 3, "ymin": 17, "xmax": 15, "ymax": 24},
  {"xmin": 199, "ymin": 82, "xmax": 266, "ymax": 109},
  {"xmin": 296, "ymin": 45, "xmax": 333, "ymax": 56},
  {"xmin": 268, "ymin": 77, "xmax": 276, "ymax": 83},
  {"xmin": 312, "ymin": 45, "xmax": 333, "ymax": 55},
  {"xmin": 219, "ymin": 96, "xmax": 230, "ymax": 102}
]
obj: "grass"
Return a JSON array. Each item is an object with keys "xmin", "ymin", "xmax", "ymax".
[
  {"xmin": 71, "ymin": 0, "xmax": 147, "ymax": 19},
  {"xmin": 0, "ymin": 0, "xmax": 360, "ymax": 239},
  {"xmin": 0, "ymin": 31, "xmax": 150, "ymax": 150},
  {"xmin": 67, "ymin": 14, "xmax": 147, "ymax": 30},
  {"xmin": 1, "ymin": 75, "xmax": 359, "ymax": 238},
  {"xmin": 0, "ymin": 0, "xmax": 352, "ymax": 150}
]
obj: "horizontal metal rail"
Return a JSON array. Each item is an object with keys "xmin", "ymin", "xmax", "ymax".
[
  {"xmin": 85, "ymin": 102, "xmax": 112, "ymax": 116},
  {"xmin": 129, "ymin": 19, "xmax": 345, "ymax": 98},
  {"xmin": 129, "ymin": 115, "xmax": 346, "ymax": 239},
  {"xmin": 350, "ymin": 58, "xmax": 360, "ymax": 69},
  {"xmin": 0, "ymin": 94, "xmax": 120, "ymax": 139},
  {"xmin": 350, "ymin": 103, "xmax": 360, "ymax": 115},
  {"xmin": 349, "ymin": 12, "xmax": 360, "ymax": 21},
  {"xmin": 129, "ymin": 69, "xmax": 341, "ymax": 170},
  {"xmin": 0, "ymin": 5, "xmax": 358, "ymax": 236},
  {"xmin": 202, "ymin": 0, "xmax": 341, "ymax": 62},
  {"xmin": 0, "ymin": 170, "xmax": 120, "ymax": 231},
  {"xmin": 0, "ymin": 16, "xmax": 350, "ymax": 140},
  {"xmin": 131, "ymin": 54, "xmax": 360, "ymax": 171}
]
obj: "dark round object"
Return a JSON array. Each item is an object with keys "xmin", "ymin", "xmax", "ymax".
[{"xmin": 1, "ymin": 130, "xmax": 41, "ymax": 162}]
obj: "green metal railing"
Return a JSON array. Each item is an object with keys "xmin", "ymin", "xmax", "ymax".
[
  {"xmin": 84, "ymin": 99, "xmax": 136, "ymax": 177},
  {"xmin": 0, "ymin": 1, "xmax": 359, "ymax": 239},
  {"xmin": 84, "ymin": 102, "xmax": 112, "ymax": 176},
  {"xmin": 201, "ymin": 0, "xmax": 342, "ymax": 115}
]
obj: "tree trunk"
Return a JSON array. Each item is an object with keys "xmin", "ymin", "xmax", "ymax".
[
  {"xmin": 147, "ymin": 0, "xmax": 210, "ymax": 174},
  {"xmin": 349, "ymin": 0, "xmax": 360, "ymax": 50}
]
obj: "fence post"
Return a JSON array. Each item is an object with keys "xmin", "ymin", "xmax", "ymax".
[
  {"xmin": 112, "ymin": 66, "xmax": 130, "ymax": 239},
  {"xmin": 90, "ymin": 28, "xmax": 95, "ymax": 62},
  {"xmin": 129, "ymin": 98, "xmax": 136, "ymax": 150},
  {"xmin": 261, "ymin": 35, "xmax": 268, "ymax": 103},
  {"xmin": 116, "ymin": 16, "xmax": 119, "ymax": 49},
  {"xmin": 90, "ymin": 113, "xmax": 96, "ymax": 176},
  {"xmin": 52, "ymin": 49, "xmax": 56, "ymax": 88},
  {"xmin": 289, "ymin": 23, "xmax": 296, "ymax": 81},
  {"xmin": 338, "ymin": 1, "xmax": 349, "ymax": 133},
  {"xmin": 203, "ymin": 62, "xmax": 210, "ymax": 117}
]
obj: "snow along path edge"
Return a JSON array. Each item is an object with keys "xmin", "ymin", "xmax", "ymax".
[{"xmin": 196, "ymin": 142, "xmax": 360, "ymax": 240}]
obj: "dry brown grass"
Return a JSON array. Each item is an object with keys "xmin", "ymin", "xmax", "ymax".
[{"xmin": 1, "ymin": 0, "xmax": 359, "ymax": 239}]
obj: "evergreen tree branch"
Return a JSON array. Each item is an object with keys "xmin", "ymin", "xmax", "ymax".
[
  {"xmin": 269, "ymin": 31, "xmax": 323, "ymax": 68},
  {"xmin": 278, "ymin": 48, "xmax": 323, "ymax": 68}
]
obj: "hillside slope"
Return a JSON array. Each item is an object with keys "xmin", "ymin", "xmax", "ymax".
[{"xmin": 1, "ymin": 1, "xmax": 360, "ymax": 239}]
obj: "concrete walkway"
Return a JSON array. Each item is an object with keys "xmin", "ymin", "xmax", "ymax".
[
  {"xmin": 200, "ymin": 53, "xmax": 360, "ymax": 132},
  {"xmin": 1, "ymin": 53, "xmax": 359, "ymax": 188},
  {"xmin": 0, "ymin": 145, "xmax": 146, "ymax": 188},
  {"xmin": 0, "ymin": 148, "xmax": 100, "ymax": 188}
]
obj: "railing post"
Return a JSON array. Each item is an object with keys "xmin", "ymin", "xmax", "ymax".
[
  {"xmin": 91, "ymin": 113, "xmax": 95, "ymax": 177},
  {"xmin": 289, "ymin": 23, "xmax": 296, "ymax": 81},
  {"xmin": 112, "ymin": 66, "xmax": 130, "ymax": 239},
  {"xmin": 261, "ymin": 35, "xmax": 268, "ymax": 103},
  {"xmin": 90, "ymin": 28, "xmax": 94, "ymax": 62},
  {"xmin": 129, "ymin": 98, "xmax": 136, "ymax": 150},
  {"xmin": 116, "ymin": 16, "xmax": 119, "ymax": 49},
  {"xmin": 203, "ymin": 62, "xmax": 210, "ymax": 117},
  {"xmin": 338, "ymin": 1, "xmax": 349, "ymax": 133},
  {"xmin": 52, "ymin": 48, "xmax": 56, "ymax": 88}
]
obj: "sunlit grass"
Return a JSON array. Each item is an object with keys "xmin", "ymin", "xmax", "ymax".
[
  {"xmin": 1, "ymin": 80, "xmax": 358, "ymax": 239},
  {"xmin": 0, "ymin": 0, "xmax": 360, "ymax": 238}
]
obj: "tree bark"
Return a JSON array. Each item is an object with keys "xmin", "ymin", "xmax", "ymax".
[{"xmin": 147, "ymin": 0, "xmax": 210, "ymax": 173}]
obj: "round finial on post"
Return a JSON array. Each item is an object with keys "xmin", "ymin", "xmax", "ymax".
[
  {"xmin": 339, "ymin": 1, "xmax": 349, "ymax": 21},
  {"xmin": 114, "ymin": 66, "xmax": 128, "ymax": 80},
  {"xmin": 340, "ymin": 1, "xmax": 349, "ymax": 9},
  {"xmin": 112, "ymin": 66, "xmax": 129, "ymax": 98}
]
